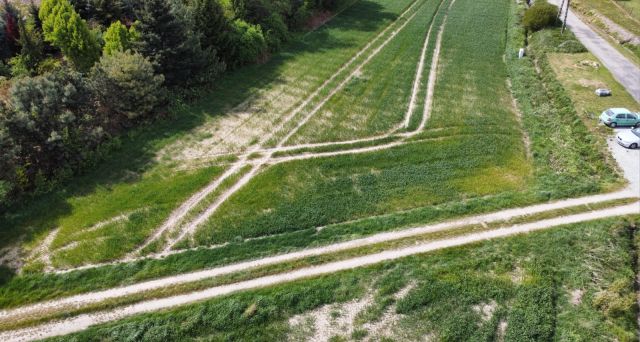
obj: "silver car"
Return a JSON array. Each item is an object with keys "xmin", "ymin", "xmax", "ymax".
[{"xmin": 616, "ymin": 127, "xmax": 640, "ymax": 149}]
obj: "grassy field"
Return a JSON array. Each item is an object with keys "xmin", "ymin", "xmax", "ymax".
[
  {"xmin": 572, "ymin": 0, "xmax": 640, "ymax": 63},
  {"xmin": 547, "ymin": 52, "xmax": 640, "ymax": 136},
  {"xmin": 49, "ymin": 216, "xmax": 640, "ymax": 341},
  {"xmin": 572, "ymin": 0, "xmax": 640, "ymax": 36},
  {"xmin": 0, "ymin": 0, "xmax": 419, "ymax": 269},
  {"xmin": 0, "ymin": 0, "xmax": 626, "ymax": 317},
  {"xmin": 287, "ymin": 0, "xmax": 444, "ymax": 144},
  {"xmin": 193, "ymin": 0, "xmax": 534, "ymax": 246}
]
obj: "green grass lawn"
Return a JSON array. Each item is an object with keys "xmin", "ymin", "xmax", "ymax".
[
  {"xmin": 573, "ymin": 0, "xmax": 640, "ymax": 36},
  {"xmin": 0, "ymin": 0, "xmax": 420, "ymax": 269},
  {"xmin": 572, "ymin": 0, "xmax": 640, "ymax": 63},
  {"xmin": 49, "ymin": 216, "xmax": 640, "ymax": 341}
]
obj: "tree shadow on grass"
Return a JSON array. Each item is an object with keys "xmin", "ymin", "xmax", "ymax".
[{"xmin": 0, "ymin": 0, "xmax": 400, "ymax": 260}]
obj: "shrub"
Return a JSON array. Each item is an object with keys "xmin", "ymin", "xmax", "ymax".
[
  {"xmin": 2, "ymin": 69, "xmax": 100, "ymax": 191},
  {"xmin": 39, "ymin": 0, "xmax": 101, "ymax": 71},
  {"xmin": 261, "ymin": 13, "xmax": 289, "ymax": 51},
  {"xmin": 102, "ymin": 21, "xmax": 138, "ymax": 55},
  {"xmin": 229, "ymin": 19, "xmax": 267, "ymax": 65},
  {"xmin": 9, "ymin": 17, "xmax": 45, "ymax": 77},
  {"xmin": 1, "ymin": 0, "xmax": 20, "ymax": 59},
  {"xmin": 523, "ymin": 1, "xmax": 558, "ymax": 32},
  {"xmin": 89, "ymin": 50, "xmax": 164, "ymax": 124},
  {"xmin": 529, "ymin": 28, "xmax": 586, "ymax": 53}
]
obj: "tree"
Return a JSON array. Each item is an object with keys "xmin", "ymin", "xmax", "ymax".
[
  {"xmin": 228, "ymin": 19, "xmax": 266, "ymax": 65},
  {"xmin": 103, "ymin": 20, "xmax": 138, "ymax": 55},
  {"xmin": 89, "ymin": 50, "xmax": 164, "ymax": 124},
  {"xmin": 39, "ymin": 0, "xmax": 101, "ymax": 71},
  {"xmin": 189, "ymin": 0, "xmax": 230, "ymax": 52},
  {"xmin": 2, "ymin": 69, "xmax": 99, "ymax": 190},
  {"xmin": 1, "ymin": 0, "xmax": 20, "ymax": 59},
  {"xmin": 9, "ymin": 17, "xmax": 44, "ymax": 77},
  {"xmin": 70, "ymin": 0, "xmax": 126, "ymax": 26},
  {"xmin": 133, "ymin": 0, "xmax": 205, "ymax": 86},
  {"xmin": 231, "ymin": 0, "xmax": 289, "ymax": 50},
  {"xmin": 523, "ymin": 1, "xmax": 559, "ymax": 32}
]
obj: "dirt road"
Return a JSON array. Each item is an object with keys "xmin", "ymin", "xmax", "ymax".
[{"xmin": 1, "ymin": 202, "xmax": 638, "ymax": 342}]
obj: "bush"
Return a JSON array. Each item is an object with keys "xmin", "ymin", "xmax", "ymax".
[
  {"xmin": 229, "ymin": 19, "xmax": 267, "ymax": 65},
  {"xmin": 529, "ymin": 28, "xmax": 586, "ymax": 53},
  {"xmin": 89, "ymin": 50, "xmax": 164, "ymax": 124},
  {"xmin": 102, "ymin": 21, "xmax": 138, "ymax": 56},
  {"xmin": 1, "ymin": 69, "xmax": 100, "ymax": 191},
  {"xmin": 39, "ymin": 0, "xmax": 101, "ymax": 71},
  {"xmin": 523, "ymin": 1, "xmax": 558, "ymax": 32}
]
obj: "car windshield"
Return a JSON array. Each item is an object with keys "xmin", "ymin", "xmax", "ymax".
[
  {"xmin": 605, "ymin": 110, "xmax": 615, "ymax": 117},
  {"xmin": 633, "ymin": 128, "xmax": 640, "ymax": 138}
]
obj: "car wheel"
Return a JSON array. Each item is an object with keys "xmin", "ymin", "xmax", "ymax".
[
  {"xmin": 635, "ymin": 123, "xmax": 640, "ymax": 128},
  {"xmin": 631, "ymin": 143, "xmax": 639, "ymax": 149},
  {"xmin": 610, "ymin": 122, "xmax": 617, "ymax": 128}
]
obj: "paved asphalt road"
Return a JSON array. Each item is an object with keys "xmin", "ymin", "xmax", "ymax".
[{"xmin": 549, "ymin": 0, "xmax": 640, "ymax": 103}]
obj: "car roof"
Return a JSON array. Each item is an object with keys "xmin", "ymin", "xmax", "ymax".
[{"xmin": 609, "ymin": 108, "xmax": 631, "ymax": 114}]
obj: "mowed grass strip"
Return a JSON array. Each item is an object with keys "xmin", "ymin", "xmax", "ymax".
[
  {"xmin": 0, "ymin": 0, "xmax": 419, "ymax": 270},
  {"xmin": 47, "ymin": 216, "xmax": 640, "ymax": 341},
  {"xmin": 287, "ymin": 0, "xmax": 445, "ymax": 144},
  {"xmin": 192, "ymin": 0, "xmax": 530, "ymax": 246}
]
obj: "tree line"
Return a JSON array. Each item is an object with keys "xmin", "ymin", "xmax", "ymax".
[{"xmin": 0, "ymin": 0, "xmax": 345, "ymax": 208}]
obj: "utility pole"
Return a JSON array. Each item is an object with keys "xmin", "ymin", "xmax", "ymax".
[
  {"xmin": 557, "ymin": 0, "xmax": 566, "ymax": 18},
  {"xmin": 561, "ymin": 0, "xmax": 570, "ymax": 34}
]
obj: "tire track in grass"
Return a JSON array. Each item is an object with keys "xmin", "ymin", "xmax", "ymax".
[
  {"xmin": 402, "ymin": 0, "xmax": 446, "ymax": 129},
  {"xmin": 417, "ymin": 0, "xmax": 451, "ymax": 132},
  {"xmin": 2, "ymin": 202, "xmax": 638, "ymax": 342},
  {"xmin": 163, "ymin": 0, "xmax": 433, "ymax": 251},
  {"xmin": 133, "ymin": 0, "xmax": 426, "ymax": 255},
  {"xmin": 2, "ymin": 187, "xmax": 636, "ymax": 326}
]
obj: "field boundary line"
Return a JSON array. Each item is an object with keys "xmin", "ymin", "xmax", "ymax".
[{"xmin": 2, "ymin": 202, "xmax": 638, "ymax": 341}]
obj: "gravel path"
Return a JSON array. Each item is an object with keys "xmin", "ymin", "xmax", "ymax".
[{"xmin": 2, "ymin": 202, "xmax": 638, "ymax": 342}]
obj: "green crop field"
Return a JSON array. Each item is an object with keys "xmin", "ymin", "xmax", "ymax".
[
  {"xmin": 190, "ymin": 0, "xmax": 617, "ymax": 248},
  {"xmin": 0, "ymin": 0, "xmax": 633, "ymax": 338},
  {"xmin": 49, "ymin": 217, "xmax": 640, "ymax": 341},
  {"xmin": 287, "ymin": 0, "xmax": 444, "ymax": 144}
]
